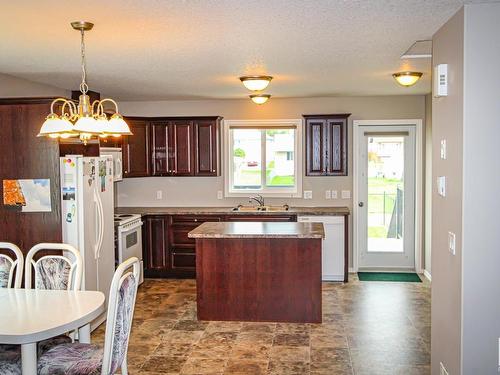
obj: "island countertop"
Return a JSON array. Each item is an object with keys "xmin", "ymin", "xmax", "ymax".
[{"xmin": 188, "ymin": 221, "xmax": 325, "ymax": 239}]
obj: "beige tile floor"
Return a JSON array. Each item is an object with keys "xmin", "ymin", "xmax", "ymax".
[{"xmin": 92, "ymin": 274, "xmax": 431, "ymax": 375}]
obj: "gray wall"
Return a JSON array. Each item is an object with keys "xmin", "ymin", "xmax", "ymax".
[
  {"xmin": 431, "ymin": 7, "xmax": 464, "ymax": 375},
  {"xmin": 461, "ymin": 3, "xmax": 500, "ymax": 373},
  {"xmin": 0, "ymin": 73, "xmax": 69, "ymax": 97},
  {"xmin": 116, "ymin": 95, "xmax": 426, "ymax": 269}
]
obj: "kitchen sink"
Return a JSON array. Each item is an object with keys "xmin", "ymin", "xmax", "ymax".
[{"xmin": 232, "ymin": 205, "xmax": 289, "ymax": 212}]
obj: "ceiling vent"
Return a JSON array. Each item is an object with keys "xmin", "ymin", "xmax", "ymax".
[{"xmin": 401, "ymin": 40, "xmax": 432, "ymax": 59}]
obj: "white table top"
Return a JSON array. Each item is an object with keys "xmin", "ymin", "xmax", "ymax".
[{"xmin": 0, "ymin": 289, "xmax": 105, "ymax": 345}]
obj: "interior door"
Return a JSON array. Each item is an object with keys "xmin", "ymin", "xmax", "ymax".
[{"xmin": 357, "ymin": 125, "xmax": 416, "ymax": 270}]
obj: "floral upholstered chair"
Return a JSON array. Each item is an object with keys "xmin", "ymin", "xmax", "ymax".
[
  {"xmin": 0, "ymin": 242, "xmax": 23, "ymax": 289},
  {"xmin": 25, "ymin": 243, "xmax": 83, "ymax": 291},
  {"xmin": 37, "ymin": 257, "xmax": 141, "ymax": 375},
  {"xmin": 0, "ymin": 242, "xmax": 24, "ymax": 374}
]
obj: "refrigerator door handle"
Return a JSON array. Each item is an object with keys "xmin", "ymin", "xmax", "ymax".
[
  {"xmin": 93, "ymin": 189, "xmax": 104, "ymax": 260},
  {"xmin": 95, "ymin": 190, "xmax": 105, "ymax": 259}
]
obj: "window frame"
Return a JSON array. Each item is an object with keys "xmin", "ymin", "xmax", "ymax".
[{"xmin": 223, "ymin": 119, "xmax": 303, "ymax": 198}]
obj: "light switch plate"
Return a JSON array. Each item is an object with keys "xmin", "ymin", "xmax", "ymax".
[
  {"xmin": 440, "ymin": 139, "xmax": 447, "ymax": 159},
  {"xmin": 331, "ymin": 190, "xmax": 338, "ymax": 199},
  {"xmin": 437, "ymin": 176, "xmax": 446, "ymax": 197},
  {"xmin": 304, "ymin": 190, "xmax": 313, "ymax": 199},
  {"xmin": 156, "ymin": 190, "xmax": 163, "ymax": 200},
  {"xmin": 448, "ymin": 231, "xmax": 456, "ymax": 255},
  {"xmin": 325, "ymin": 190, "xmax": 331, "ymax": 199},
  {"xmin": 341, "ymin": 190, "xmax": 351, "ymax": 199},
  {"xmin": 217, "ymin": 190, "xmax": 223, "ymax": 200}
]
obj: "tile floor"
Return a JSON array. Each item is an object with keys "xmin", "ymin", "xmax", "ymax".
[{"xmin": 92, "ymin": 274, "xmax": 430, "ymax": 375}]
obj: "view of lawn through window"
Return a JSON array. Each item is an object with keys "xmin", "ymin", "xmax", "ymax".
[{"xmin": 232, "ymin": 128, "xmax": 295, "ymax": 190}]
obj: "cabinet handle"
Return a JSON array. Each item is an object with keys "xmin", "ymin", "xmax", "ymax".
[
  {"xmin": 194, "ymin": 219, "xmax": 198, "ymax": 222},
  {"xmin": 212, "ymin": 169, "xmax": 216, "ymax": 173}
]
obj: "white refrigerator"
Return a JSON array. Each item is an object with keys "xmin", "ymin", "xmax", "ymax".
[{"xmin": 60, "ymin": 155, "xmax": 115, "ymax": 327}]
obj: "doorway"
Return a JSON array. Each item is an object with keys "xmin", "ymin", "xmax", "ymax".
[{"xmin": 355, "ymin": 124, "xmax": 417, "ymax": 271}]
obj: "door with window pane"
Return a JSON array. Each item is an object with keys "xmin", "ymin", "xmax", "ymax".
[{"xmin": 357, "ymin": 125, "xmax": 416, "ymax": 269}]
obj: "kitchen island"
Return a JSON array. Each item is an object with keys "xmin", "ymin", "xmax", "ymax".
[{"xmin": 188, "ymin": 221, "xmax": 324, "ymax": 323}]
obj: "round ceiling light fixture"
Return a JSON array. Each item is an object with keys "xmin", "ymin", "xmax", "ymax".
[
  {"xmin": 240, "ymin": 75, "xmax": 273, "ymax": 91},
  {"xmin": 249, "ymin": 94, "xmax": 271, "ymax": 105},
  {"xmin": 392, "ymin": 71, "xmax": 423, "ymax": 87}
]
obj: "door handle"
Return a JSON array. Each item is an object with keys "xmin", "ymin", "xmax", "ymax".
[{"xmin": 358, "ymin": 202, "xmax": 364, "ymax": 207}]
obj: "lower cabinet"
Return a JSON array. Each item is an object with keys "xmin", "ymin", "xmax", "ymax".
[{"xmin": 142, "ymin": 213, "xmax": 297, "ymax": 278}]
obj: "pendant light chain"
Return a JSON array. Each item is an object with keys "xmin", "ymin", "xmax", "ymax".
[{"xmin": 79, "ymin": 29, "xmax": 89, "ymax": 95}]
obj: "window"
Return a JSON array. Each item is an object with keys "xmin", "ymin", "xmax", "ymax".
[{"xmin": 224, "ymin": 120, "xmax": 303, "ymax": 197}]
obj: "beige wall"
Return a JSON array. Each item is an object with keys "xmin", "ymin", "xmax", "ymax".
[
  {"xmin": 116, "ymin": 95, "xmax": 426, "ymax": 268},
  {"xmin": 431, "ymin": 8, "xmax": 464, "ymax": 375},
  {"xmin": 0, "ymin": 73, "xmax": 69, "ymax": 97},
  {"xmin": 424, "ymin": 94, "xmax": 432, "ymax": 276}
]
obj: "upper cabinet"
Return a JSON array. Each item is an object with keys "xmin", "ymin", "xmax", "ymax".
[
  {"xmin": 125, "ymin": 116, "xmax": 221, "ymax": 178},
  {"xmin": 304, "ymin": 114, "xmax": 350, "ymax": 176},
  {"xmin": 122, "ymin": 118, "xmax": 151, "ymax": 177}
]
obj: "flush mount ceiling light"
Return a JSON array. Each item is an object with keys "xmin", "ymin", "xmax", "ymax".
[
  {"xmin": 249, "ymin": 94, "xmax": 271, "ymax": 105},
  {"xmin": 392, "ymin": 71, "xmax": 423, "ymax": 87},
  {"xmin": 239, "ymin": 75, "xmax": 273, "ymax": 91},
  {"xmin": 38, "ymin": 21, "xmax": 131, "ymax": 143}
]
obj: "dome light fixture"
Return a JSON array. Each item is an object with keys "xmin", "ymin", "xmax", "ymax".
[
  {"xmin": 240, "ymin": 75, "xmax": 273, "ymax": 91},
  {"xmin": 250, "ymin": 94, "xmax": 271, "ymax": 105},
  {"xmin": 392, "ymin": 71, "xmax": 423, "ymax": 87},
  {"xmin": 38, "ymin": 21, "xmax": 132, "ymax": 143}
]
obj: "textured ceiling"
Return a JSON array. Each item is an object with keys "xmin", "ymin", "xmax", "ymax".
[{"xmin": 0, "ymin": 0, "xmax": 486, "ymax": 100}]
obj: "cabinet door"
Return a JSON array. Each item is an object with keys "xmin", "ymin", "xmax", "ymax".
[
  {"xmin": 306, "ymin": 119, "xmax": 327, "ymax": 175},
  {"xmin": 151, "ymin": 121, "xmax": 170, "ymax": 176},
  {"xmin": 170, "ymin": 121, "xmax": 194, "ymax": 176},
  {"xmin": 122, "ymin": 119, "xmax": 150, "ymax": 177},
  {"xmin": 143, "ymin": 216, "xmax": 169, "ymax": 275},
  {"xmin": 326, "ymin": 118, "xmax": 347, "ymax": 175},
  {"xmin": 194, "ymin": 120, "xmax": 219, "ymax": 176}
]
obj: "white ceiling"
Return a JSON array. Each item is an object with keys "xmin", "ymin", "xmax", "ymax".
[{"xmin": 0, "ymin": 0, "xmax": 484, "ymax": 100}]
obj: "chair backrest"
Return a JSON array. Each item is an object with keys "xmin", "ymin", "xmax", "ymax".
[
  {"xmin": 25, "ymin": 243, "xmax": 83, "ymax": 291},
  {"xmin": 101, "ymin": 257, "xmax": 141, "ymax": 375},
  {"xmin": 0, "ymin": 242, "xmax": 24, "ymax": 288}
]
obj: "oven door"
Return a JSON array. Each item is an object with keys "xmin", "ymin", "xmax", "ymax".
[{"xmin": 118, "ymin": 222, "xmax": 144, "ymax": 284}]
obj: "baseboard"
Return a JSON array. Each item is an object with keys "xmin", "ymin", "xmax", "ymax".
[
  {"xmin": 349, "ymin": 267, "xmax": 356, "ymax": 273},
  {"xmin": 423, "ymin": 269, "xmax": 432, "ymax": 282}
]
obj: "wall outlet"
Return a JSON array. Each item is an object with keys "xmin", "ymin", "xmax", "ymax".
[
  {"xmin": 325, "ymin": 190, "xmax": 331, "ymax": 199},
  {"xmin": 341, "ymin": 190, "xmax": 351, "ymax": 199},
  {"xmin": 331, "ymin": 190, "xmax": 338, "ymax": 199},
  {"xmin": 439, "ymin": 362, "xmax": 449, "ymax": 375},
  {"xmin": 217, "ymin": 190, "xmax": 223, "ymax": 200},
  {"xmin": 156, "ymin": 190, "xmax": 163, "ymax": 200},
  {"xmin": 448, "ymin": 231, "xmax": 456, "ymax": 255},
  {"xmin": 437, "ymin": 176, "xmax": 446, "ymax": 197},
  {"xmin": 304, "ymin": 190, "xmax": 313, "ymax": 199},
  {"xmin": 440, "ymin": 139, "xmax": 447, "ymax": 159}
]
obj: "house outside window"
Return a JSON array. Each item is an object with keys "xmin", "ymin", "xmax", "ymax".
[{"xmin": 224, "ymin": 119, "xmax": 303, "ymax": 197}]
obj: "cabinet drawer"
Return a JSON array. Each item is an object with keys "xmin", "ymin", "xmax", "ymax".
[
  {"xmin": 224, "ymin": 215, "xmax": 297, "ymax": 222},
  {"xmin": 171, "ymin": 251, "xmax": 196, "ymax": 269},
  {"xmin": 170, "ymin": 215, "xmax": 222, "ymax": 224}
]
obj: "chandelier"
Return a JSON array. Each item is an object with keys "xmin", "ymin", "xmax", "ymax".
[{"xmin": 38, "ymin": 21, "xmax": 131, "ymax": 143}]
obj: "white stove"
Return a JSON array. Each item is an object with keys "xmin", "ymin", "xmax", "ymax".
[{"xmin": 114, "ymin": 213, "xmax": 144, "ymax": 284}]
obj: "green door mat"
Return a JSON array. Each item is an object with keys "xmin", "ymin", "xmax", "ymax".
[{"xmin": 358, "ymin": 272, "xmax": 422, "ymax": 282}]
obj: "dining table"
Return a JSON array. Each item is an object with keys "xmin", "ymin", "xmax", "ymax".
[{"xmin": 0, "ymin": 288, "xmax": 105, "ymax": 374}]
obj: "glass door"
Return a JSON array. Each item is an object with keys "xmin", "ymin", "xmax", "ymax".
[{"xmin": 357, "ymin": 126, "xmax": 416, "ymax": 270}]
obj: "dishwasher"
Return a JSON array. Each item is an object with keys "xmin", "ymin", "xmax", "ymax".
[{"xmin": 298, "ymin": 216, "xmax": 345, "ymax": 281}]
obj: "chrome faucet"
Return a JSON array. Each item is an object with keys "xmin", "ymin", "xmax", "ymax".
[{"xmin": 249, "ymin": 194, "xmax": 265, "ymax": 207}]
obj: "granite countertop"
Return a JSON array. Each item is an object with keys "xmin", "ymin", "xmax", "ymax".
[
  {"xmin": 188, "ymin": 221, "xmax": 325, "ymax": 239},
  {"xmin": 115, "ymin": 206, "xmax": 350, "ymax": 216}
]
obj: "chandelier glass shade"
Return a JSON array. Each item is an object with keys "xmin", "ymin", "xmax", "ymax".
[{"xmin": 38, "ymin": 21, "xmax": 131, "ymax": 143}]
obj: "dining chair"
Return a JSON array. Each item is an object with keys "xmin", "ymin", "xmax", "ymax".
[
  {"xmin": 25, "ymin": 243, "xmax": 83, "ymax": 291},
  {"xmin": 37, "ymin": 257, "xmax": 141, "ymax": 375},
  {"xmin": 0, "ymin": 242, "xmax": 23, "ymax": 289}
]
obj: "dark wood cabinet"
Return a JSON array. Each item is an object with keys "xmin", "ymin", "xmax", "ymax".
[
  {"xmin": 122, "ymin": 118, "xmax": 150, "ymax": 177},
  {"xmin": 304, "ymin": 114, "xmax": 350, "ymax": 176},
  {"xmin": 142, "ymin": 213, "xmax": 296, "ymax": 278},
  {"xmin": 126, "ymin": 116, "xmax": 221, "ymax": 178},
  {"xmin": 194, "ymin": 120, "xmax": 219, "ymax": 176}
]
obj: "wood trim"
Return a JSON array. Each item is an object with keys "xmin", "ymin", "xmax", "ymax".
[
  {"xmin": 0, "ymin": 97, "xmax": 67, "ymax": 105},
  {"xmin": 303, "ymin": 113, "xmax": 352, "ymax": 119}
]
